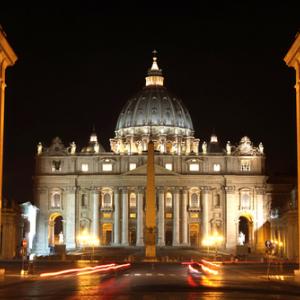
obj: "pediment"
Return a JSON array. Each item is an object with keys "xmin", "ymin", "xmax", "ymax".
[{"xmin": 124, "ymin": 164, "xmax": 179, "ymax": 176}]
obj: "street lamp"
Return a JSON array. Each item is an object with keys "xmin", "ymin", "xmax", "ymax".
[
  {"xmin": 211, "ymin": 232, "xmax": 224, "ymax": 261},
  {"xmin": 77, "ymin": 231, "xmax": 89, "ymax": 260},
  {"xmin": 202, "ymin": 233, "xmax": 224, "ymax": 260},
  {"xmin": 90, "ymin": 236, "xmax": 100, "ymax": 262},
  {"xmin": 202, "ymin": 237, "xmax": 214, "ymax": 257},
  {"xmin": 77, "ymin": 232, "xmax": 99, "ymax": 262}
]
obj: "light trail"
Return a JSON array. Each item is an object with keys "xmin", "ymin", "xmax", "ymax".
[
  {"xmin": 77, "ymin": 263, "xmax": 131, "ymax": 275},
  {"xmin": 40, "ymin": 263, "xmax": 116, "ymax": 277},
  {"xmin": 201, "ymin": 259, "xmax": 221, "ymax": 268}
]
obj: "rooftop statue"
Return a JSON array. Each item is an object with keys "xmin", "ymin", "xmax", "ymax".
[
  {"xmin": 70, "ymin": 142, "xmax": 76, "ymax": 154},
  {"xmin": 226, "ymin": 141, "xmax": 231, "ymax": 155},
  {"xmin": 202, "ymin": 141, "xmax": 207, "ymax": 154},
  {"xmin": 37, "ymin": 142, "xmax": 42, "ymax": 155}
]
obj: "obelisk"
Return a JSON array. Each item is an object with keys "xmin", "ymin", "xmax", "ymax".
[{"xmin": 144, "ymin": 141, "xmax": 157, "ymax": 260}]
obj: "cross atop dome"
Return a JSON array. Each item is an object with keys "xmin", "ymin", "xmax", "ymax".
[{"xmin": 150, "ymin": 49, "xmax": 159, "ymax": 71}]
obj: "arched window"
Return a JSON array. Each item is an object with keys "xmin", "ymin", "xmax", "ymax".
[
  {"xmin": 129, "ymin": 193, "xmax": 136, "ymax": 207},
  {"xmin": 190, "ymin": 193, "xmax": 199, "ymax": 208},
  {"xmin": 103, "ymin": 193, "xmax": 112, "ymax": 208},
  {"xmin": 165, "ymin": 192, "xmax": 172, "ymax": 208},
  {"xmin": 241, "ymin": 192, "xmax": 250, "ymax": 209},
  {"xmin": 51, "ymin": 192, "xmax": 61, "ymax": 208}
]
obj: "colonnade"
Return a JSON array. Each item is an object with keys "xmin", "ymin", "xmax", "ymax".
[{"xmin": 109, "ymin": 186, "xmax": 210, "ymax": 247}]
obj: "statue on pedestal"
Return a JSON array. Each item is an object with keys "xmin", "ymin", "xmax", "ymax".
[
  {"xmin": 238, "ymin": 232, "xmax": 245, "ymax": 246},
  {"xmin": 59, "ymin": 232, "xmax": 64, "ymax": 244}
]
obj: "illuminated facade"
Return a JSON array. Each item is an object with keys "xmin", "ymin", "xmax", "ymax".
[{"xmin": 34, "ymin": 54, "xmax": 270, "ymax": 255}]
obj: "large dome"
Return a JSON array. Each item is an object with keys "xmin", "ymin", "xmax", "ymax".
[
  {"xmin": 115, "ymin": 85, "xmax": 193, "ymax": 131},
  {"xmin": 110, "ymin": 52, "xmax": 199, "ymax": 155}
]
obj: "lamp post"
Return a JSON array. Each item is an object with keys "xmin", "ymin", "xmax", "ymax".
[
  {"xmin": 202, "ymin": 233, "xmax": 224, "ymax": 260},
  {"xmin": 77, "ymin": 231, "xmax": 89, "ymax": 260},
  {"xmin": 90, "ymin": 236, "xmax": 99, "ymax": 262},
  {"xmin": 202, "ymin": 237, "xmax": 213, "ymax": 258},
  {"xmin": 212, "ymin": 233, "xmax": 224, "ymax": 261},
  {"xmin": 77, "ymin": 233, "xmax": 99, "ymax": 262}
]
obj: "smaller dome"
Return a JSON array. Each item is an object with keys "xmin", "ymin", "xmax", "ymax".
[
  {"xmin": 207, "ymin": 133, "xmax": 223, "ymax": 153},
  {"xmin": 81, "ymin": 132, "xmax": 105, "ymax": 153}
]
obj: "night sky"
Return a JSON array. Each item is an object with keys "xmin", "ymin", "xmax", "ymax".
[{"xmin": 0, "ymin": 3, "xmax": 299, "ymax": 203}]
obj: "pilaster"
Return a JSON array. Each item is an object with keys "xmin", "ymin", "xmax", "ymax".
[
  {"xmin": 157, "ymin": 187, "xmax": 165, "ymax": 246},
  {"xmin": 182, "ymin": 188, "xmax": 188, "ymax": 245},
  {"xmin": 201, "ymin": 186, "xmax": 210, "ymax": 239},
  {"xmin": 173, "ymin": 187, "xmax": 180, "ymax": 246}
]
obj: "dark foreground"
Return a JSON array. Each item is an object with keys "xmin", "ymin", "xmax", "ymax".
[{"xmin": 0, "ymin": 261, "xmax": 299, "ymax": 299}]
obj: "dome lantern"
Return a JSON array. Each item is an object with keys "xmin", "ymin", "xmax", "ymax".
[{"xmin": 145, "ymin": 50, "xmax": 164, "ymax": 87}]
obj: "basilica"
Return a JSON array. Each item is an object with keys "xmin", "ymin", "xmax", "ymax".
[{"xmin": 34, "ymin": 54, "xmax": 270, "ymax": 255}]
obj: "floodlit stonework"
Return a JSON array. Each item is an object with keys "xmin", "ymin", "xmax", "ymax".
[
  {"xmin": 34, "ymin": 54, "xmax": 270, "ymax": 255},
  {"xmin": 0, "ymin": 27, "xmax": 17, "ymax": 257}
]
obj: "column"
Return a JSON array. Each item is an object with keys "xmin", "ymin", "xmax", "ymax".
[
  {"xmin": 92, "ymin": 189, "xmax": 100, "ymax": 238},
  {"xmin": 173, "ymin": 188, "xmax": 180, "ymax": 246},
  {"xmin": 284, "ymin": 33, "xmax": 300, "ymax": 269},
  {"xmin": 201, "ymin": 187, "xmax": 210, "ymax": 239},
  {"xmin": 113, "ymin": 188, "xmax": 120, "ymax": 245},
  {"xmin": 255, "ymin": 188, "xmax": 265, "ymax": 251},
  {"xmin": 75, "ymin": 187, "xmax": 81, "ymax": 244},
  {"xmin": 64, "ymin": 188, "xmax": 76, "ymax": 249},
  {"xmin": 121, "ymin": 188, "xmax": 129, "ymax": 245},
  {"xmin": 0, "ymin": 34, "xmax": 17, "ymax": 254},
  {"xmin": 33, "ymin": 188, "xmax": 50, "ymax": 255},
  {"xmin": 225, "ymin": 186, "xmax": 237, "ymax": 250},
  {"xmin": 157, "ymin": 188, "xmax": 165, "ymax": 246},
  {"xmin": 182, "ymin": 188, "xmax": 188, "ymax": 245},
  {"xmin": 136, "ymin": 187, "xmax": 144, "ymax": 246}
]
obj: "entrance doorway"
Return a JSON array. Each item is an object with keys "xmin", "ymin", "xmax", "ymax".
[
  {"xmin": 129, "ymin": 229, "xmax": 136, "ymax": 245},
  {"xmin": 102, "ymin": 223, "xmax": 112, "ymax": 245},
  {"xmin": 239, "ymin": 216, "xmax": 250, "ymax": 244},
  {"xmin": 49, "ymin": 213, "xmax": 64, "ymax": 248},
  {"xmin": 165, "ymin": 230, "xmax": 172, "ymax": 246},
  {"xmin": 189, "ymin": 223, "xmax": 199, "ymax": 247}
]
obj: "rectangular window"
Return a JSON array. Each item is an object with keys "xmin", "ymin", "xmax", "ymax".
[
  {"xmin": 241, "ymin": 160, "xmax": 251, "ymax": 171},
  {"xmin": 129, "ymin": 163, "xmax": 137, "ymax": 170},
  {"xmin": 52, "ymin": 160, "xmax": 61, "ymax": 172},
  {"xmin": 165, "ymin": 213, "xmax": 172, "ymax": 219},
  {"xmin": 102, "ymin": 163, "xmax": 112, "ymax": 171},
  {"xmin": 51, "ymin": 193, "xmax": 61, "ymax": 208},
  {"xmin": 213, "ymin": 163, "xmax": 221, "ymax": 172},
  {"xmin": 189, "ymin": 163, "xmax": 199, "ymax": 171},
  {"xmin": 190, "ymin": 213, "xmax": 199, "ymax": 219},
  {"xmin": 81, "ymin": 163, "xmax": 89, "ymax": 172},
  {"xmin": 103, "ymin": 213, "xmax": 112, "ymax": 219},
  {"xmin": 130, "ymin": 213, "xmax": 136, "ymax": 219},
  {"xmin": 165, "ymin": 163, "xmax": 172, "ymax": 171}
]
